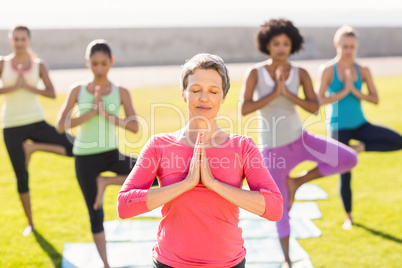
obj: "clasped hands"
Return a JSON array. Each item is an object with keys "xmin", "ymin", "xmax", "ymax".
[
  {"xmin": 15, "ymin": 64, "xmax": 29, "ymax": 89},
  {"xmin": 93, "ymin": 85, "xmax": 108, "ymax": 117},
  {"xmin": 344, "ymin": 68, "xmax": 358, "ymax": 94},
  {"xmin": 273, "ymin": 65, "xmax": 289, "ymax": 96},
  {"xmin": 185, "ymin": 132, "xmax": 217, "ymax": 190}
]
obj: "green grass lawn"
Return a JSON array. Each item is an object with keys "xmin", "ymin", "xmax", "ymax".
[{"xmin": 0, "ymin": 75, "xmax": 401, "ymax": 267}]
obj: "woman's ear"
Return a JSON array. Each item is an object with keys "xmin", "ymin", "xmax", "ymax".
[
  {"xmin": 181, "ymin": 89, "xmax": 187, "ymax": 103},
  {"xmin": 85, "ymin": 59, "xmax": 91, "ymax": 68},
  {"xmin": 111, "ymin": 56, "xmax": 115, "ymax": 65},
  {"xmin": 265, "ymin": 44, "xmax": 270, "ymax": 54},
  {"xmin": 221, "ymin": 95, "xmax": 226, "ymax": 104}
]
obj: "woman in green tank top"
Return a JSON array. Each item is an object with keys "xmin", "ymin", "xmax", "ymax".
[{"xmin": 56, "ymin": 39, "xmax": 141, "ymax": 268}]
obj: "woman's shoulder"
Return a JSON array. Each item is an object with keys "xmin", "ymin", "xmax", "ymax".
[
  {"xmin": 0, "ymin": 55, "xmax": 11, "ymax": 68},
  {"xmin": 244, "ymin": 61, "xmax": 266, "ymax": 74},
  {"xmin": 117, "ymin": 85, "xmax": 130, "ymax": 96},
  {"xmin": 320, "ymin": 59, "xmax": 336, "ymax": 72},
  {"xmin": 148, "ymin": 132, "xmax": 177, "ymax": 146},
  {"xmin": 1, "ymin": 54, "xmax": 13, "ymax": 62},
  {"xmin": 354, "ymin": 62, "xmax": 370, "ymax": 75},
  {"xmin": 294, "ymin": 65, "xmax": 306, "ymax": 75},
  {"xmin": 33, "ymin": 57, "xmax": 43, "ymax": 64},
  {"xmin": 227, "ymin": 134, "xmax": 258, "ymax": 148},
  {"xmin": 249, "ymin": 61, "xmax": 267, "ymax": 71},
  {"xmin": 243, "ymin": 61, "xmax": 267, "ymax": 81},
  {"xmin": 317, "ymin": 60, "xmax": 337, "ymax": 80},
  {"xmin": 67, "ymin": 82, "xmax": 86, "ymax": 96}
]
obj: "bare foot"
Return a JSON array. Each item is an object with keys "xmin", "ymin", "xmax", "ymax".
[
  {"xmin": 342, "ymin": 219, "xmax": 353, "ymax": 230},
  {"xmin": 342, "ymin": 214, "xmax": 353, "ymax": 230},
  {"xmin": 93, "ymin": 176, "xmax": 107, "ymax": 210},
  {"xmin": 286, "ymin": 176, "xmax": 301, "ymax": 209},
  {"xmin": 23, "ymin": 142, "xmax": 34, "ymax": 168},
  {"xmin": 22, "ymin": 225, "xmax": 34, "ymax": 236},
  {"xmin": 351, "ymin": 142, "xmax": 365, "ymax": 153}
]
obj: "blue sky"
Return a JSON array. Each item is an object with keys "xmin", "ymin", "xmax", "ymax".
[{"xmin": 1, "ymin": 0, "xmax": 401, "ymax": 29}]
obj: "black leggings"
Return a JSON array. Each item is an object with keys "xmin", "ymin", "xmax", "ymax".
[
  {"xmin": 152, "ymin": 257, "xmax": 246, "ymax": 268},
  {"xmin": 3, "ymin": 121, "xmax": 74, "ymax": 193},
  {"xmin": 74, "ymin": 150, "xmax": 156, "ymax": 233},
  {"xmin": 74, "ymin": 149, "xmax": 136, "ymax": 233},
  {"xmin": 331, "ymin": 122, "xmax": 402, "ymax": 213}
]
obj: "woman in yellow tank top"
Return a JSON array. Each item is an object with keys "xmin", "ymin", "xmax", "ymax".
[{"xmin": 0, "ymin": 25, "xmax": 74, "ymax": 236}]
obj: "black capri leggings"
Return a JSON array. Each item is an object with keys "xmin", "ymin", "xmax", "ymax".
[
  {"xmin": 3, "ymin": 121, "xmax": 74, "ymax": 193},
  {"xmin": 152, "ymin": 257, "xmax": 246, "ymax": 268},
  {"xmin": 74, "ymin": 149, "xmax": 136, "ymax": 234},
  {"xmin": 75, "ymin": 149, "xmax": 158, "ymax": 234},
  {"xmin": 331, "ymin": 122, "xmax": 402, "ymax": 213}
]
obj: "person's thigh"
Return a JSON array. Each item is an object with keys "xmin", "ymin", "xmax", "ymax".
[
  {"xmin": 353, "ymin": 122, "xmax": 402, "ymax": 151},
  {"xmin": 29, "ymin": 121, "xmax": 74, "ymax": 155},
  {"xmin": 331, "ymin": 128, "xmax": 353, "ymax": 146},
  {"xmin": 74, "ymin": 154, "xmax": 104, "ymax": 206},
  {"xmin": 302, "ymin": 131, "xmax": 357, "ymax": 176},
  {"xmin": 107, "ymin": 150, "xmax": 136, "ymax": 175}
]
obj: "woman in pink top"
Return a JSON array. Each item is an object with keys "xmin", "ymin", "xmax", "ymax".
[{"xmin": 117, "ymin": 53, "xmax": 283, "ymax": 268}]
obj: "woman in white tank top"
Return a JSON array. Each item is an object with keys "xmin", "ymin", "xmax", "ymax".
[
  {"xmin": 240, "ymin": 19, "xmax": 358, "ymax": 267},
  {"xmin": 0, "ymin": 25, "xmax": 74, "ymax": 236}
]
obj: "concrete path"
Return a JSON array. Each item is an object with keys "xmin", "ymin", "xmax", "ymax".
[{"xmin": 49, "ymin": 57, "xmax": 402, "ymax": 93}]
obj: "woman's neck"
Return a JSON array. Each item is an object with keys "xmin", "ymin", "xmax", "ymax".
[
  {"xmin": 335, "ymin": 55, "xmax": 354, "ymax": 66},
  {"xmin": 267, "ymin": 58, "xmax": 288, "ymax": 68},
  {"xmin": 92, "ymin": 77, "xmax": 110, "ymax": 86},
  {"xmin": 12, "ymin": 52, "xmax": 30, "ymax": 61},
  {"xmin": 180, "ymin": 120, "xmax": 223, "ymax": 146}
]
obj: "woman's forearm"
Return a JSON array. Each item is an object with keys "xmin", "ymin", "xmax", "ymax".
[{"xmin": 24, "ymin": 85, "xmax": 56, "ymax": 98}]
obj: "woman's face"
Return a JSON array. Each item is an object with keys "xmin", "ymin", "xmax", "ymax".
[
  {"xmin": 266, "ymin": 33, "xmax": 292, "ymax": 60},
  {"xmin": 10, "ymin": 30, "xmax": 30, "ymax": 54},
  {"xmin": 87, "ymin": 51, "xmax": 113, "ymax": 78},
  {"xmin": 182, "ymin": 68, "xmax": 225, "ymax": 121},
  {"xmin": 335, "ymin": 35, "xmax": 357, "ymax": 60}
]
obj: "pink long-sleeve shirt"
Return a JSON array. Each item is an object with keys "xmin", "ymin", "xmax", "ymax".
[{"xmin": 117, "ymin": 133, "xmax": 283, "ymax": 268}]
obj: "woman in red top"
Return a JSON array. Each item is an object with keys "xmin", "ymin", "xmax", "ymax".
[{"xmin": 117, "ymin": 53, "xmax": 283, "ymax": 267}]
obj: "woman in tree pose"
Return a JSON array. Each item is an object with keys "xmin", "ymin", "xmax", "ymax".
[
  {"xmin": 56, "ymin": 39, "xmax": 145, "ymax": 268},
  {"xmin": 0, "ymin": 25, "xmax": 73, "ymax": 236},
  {"xmin": 240, "ymin": 19, "xmax": 358, "ymax": 267},
  {"xmin": 316, "ymin": 25, "xmax": 402, "ymax": 230}
]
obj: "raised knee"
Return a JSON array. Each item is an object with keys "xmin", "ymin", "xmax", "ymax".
[{"xmin": 340, "ymin": 149, "xmax": 358, "ymax": 171}]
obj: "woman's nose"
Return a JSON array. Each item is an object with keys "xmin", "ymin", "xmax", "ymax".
[{"xmin": 199, "ymin": 91, "xmax": 208, "ymax": 101}]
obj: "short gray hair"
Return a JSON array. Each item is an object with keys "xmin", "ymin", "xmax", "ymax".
[{"xmin": 180, "ymin": 53, "xmax": 230, "ymax": 97}]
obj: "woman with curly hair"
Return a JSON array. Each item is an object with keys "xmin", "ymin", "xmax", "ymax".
[{"xmin": 240, "ymin": 18, "xmax": 358, "ymax": 267}]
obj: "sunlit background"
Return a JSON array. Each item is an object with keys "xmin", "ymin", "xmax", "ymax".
[{"xmin": 1, "ymin": 0, "xmax": 401, "ymax": 29}]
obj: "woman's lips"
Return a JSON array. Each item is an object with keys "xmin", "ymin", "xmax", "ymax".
[{"xmin": 196, "ymin": 106, "xmax": 211, "ymax": 110}]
